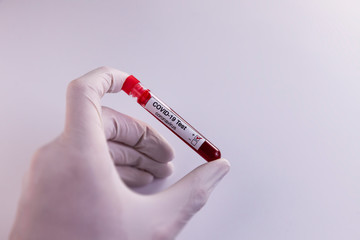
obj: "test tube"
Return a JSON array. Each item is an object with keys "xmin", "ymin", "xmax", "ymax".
[{"xmin": 121, "ymin": 75, "xmax": 221, "ymax": 162}]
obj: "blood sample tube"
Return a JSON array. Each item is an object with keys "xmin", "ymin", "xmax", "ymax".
[{"xmin": 121, "ymin": 75, "xmax": 221, "ymax": 162}]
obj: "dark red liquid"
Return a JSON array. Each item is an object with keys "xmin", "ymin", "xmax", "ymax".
[{"xmin": 197, "ymin": 140, "xmax": 221, "ymax": 161}]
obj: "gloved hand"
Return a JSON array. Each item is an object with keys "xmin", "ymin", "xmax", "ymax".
[{"xmin": 10, "ymin": 67, "xmax": 230, "ymax": 240}]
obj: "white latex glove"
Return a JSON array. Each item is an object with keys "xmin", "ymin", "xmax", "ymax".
[{"xmin": 10, "ymin": 67, "xmax": 230, "ymax": 240}]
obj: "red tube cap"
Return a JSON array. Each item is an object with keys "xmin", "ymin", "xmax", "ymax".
[{"xmin": 122, "ymin": 75, "xmax": 140, "ymax": 95}]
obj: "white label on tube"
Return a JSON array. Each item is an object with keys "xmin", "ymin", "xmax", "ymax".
[{"xmin": 144, "ymin": 95, "xmax": 206, "ymax": 150}]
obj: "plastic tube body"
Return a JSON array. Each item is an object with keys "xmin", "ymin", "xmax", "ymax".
[{"xmin": 122, "ymin": 75, "xmax": 221, "ymax": 162}]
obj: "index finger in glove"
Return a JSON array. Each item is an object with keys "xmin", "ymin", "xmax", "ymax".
[{"xmin": 65, "ymin": 66, "xmax": 129, "ymax": 139}]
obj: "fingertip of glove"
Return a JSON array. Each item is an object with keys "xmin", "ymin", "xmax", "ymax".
[
  {"xmin": 155, "ymin": 141, "xmax": 175, "ymax": 163},
  {"xmin": 207, "ymin": 158, "xmax": 231, "ymax": 175},
  {"xmin": 217, "ymin": 158, "xmax": 231, "ymax": 171},
  {"xmin": 167, "ymin": 161, "xmax": 175, "ymax": 176}
]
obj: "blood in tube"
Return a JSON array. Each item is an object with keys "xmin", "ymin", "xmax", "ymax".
[{"xmin": 121, "ymin": 75, "xmax": 221, "ymax": 162}]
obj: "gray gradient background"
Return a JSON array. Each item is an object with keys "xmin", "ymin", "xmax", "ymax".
[{"xmin": 1, "ymin": 0, "xmax": 360, "ymax": 239}]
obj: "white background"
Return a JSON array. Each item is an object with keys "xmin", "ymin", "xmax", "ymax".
[{"xmin": 1, "ymin": 0, "xmax": 359, "ymax": 239}]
